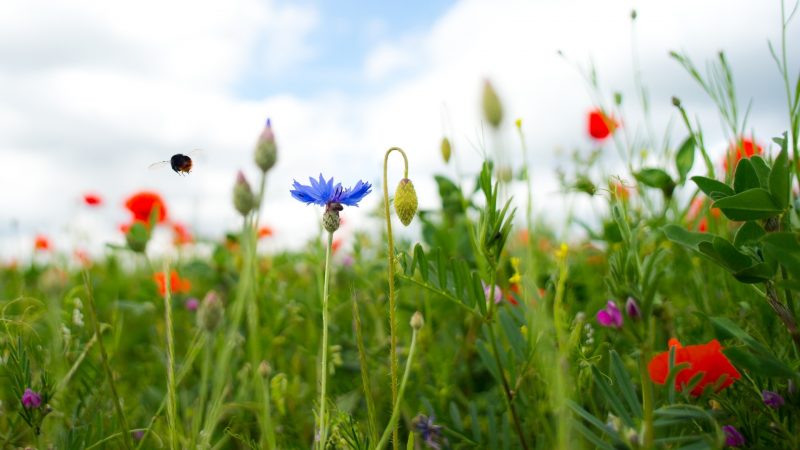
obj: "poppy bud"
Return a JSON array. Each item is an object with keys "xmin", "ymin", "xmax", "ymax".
[
  {"xmin": 482, "ymin": 80, "xmax": 503, "ymax": 128},
  {"xmin": 671, "ymin": 96, "xmax": 682, "ymax": 108},
  {"xmin": 258, "ymin": 360, "xmax": 272, "ymax": 378},
  {"xmin": 323, "ymin": 204, "xmax": 341, "ymax": 233},
  {"xmin": 254, "ymin": 119, "xmax": 277, "ymax": 173},
  {"xmin": 410, "ymin": 311, "xmax": 424, "ymax": 330},
  {"xmin": 197, "ymin": 290, "xmax": 224, "ymax": 332},
  {"xmin": 125, "ymin": 221, "xmax": 151, "ymax": 253},
  {"xmin": 233, "ymin": 171, "xmax": 256, "ymax": 216},
  {"xmin": 394, "ymin": 178, "xmax": 418, "ymax": 226},
  {"xmin": 440, "ymin": 137, "xmax": 452, "ymax": 163}
]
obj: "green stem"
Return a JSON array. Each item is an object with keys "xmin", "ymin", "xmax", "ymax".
[
  {"xmin": 383, "ymin": 146, "xmax": 408, "ymax": 450},
  {"xmin": 353, "ymin": 294, "xmax": 380, "ymax": 445},
  {"xmin": 317, "ymin": 231, "xmax": 334, "ymax": 450},
  {"xmin": 82, "ymin": 271, "xmax": 134, "ymax": 450},
  {"xmin": 486, "ymin": 322, "xmax": 529, "ymax": 450},
  {"xmin": 375, "ymin": 328, "xmax": 418, "ymax": 450},
  {"xmin": 639, "ymin": 333, "xmax": 655, "ymax": 449},
  {"xmin": 162, "ymin": 262, "xmax": 179, "ymax": 450},
  {"xmin": 191, "ymin": 335, "xmax": 213, "ymax": 448}
]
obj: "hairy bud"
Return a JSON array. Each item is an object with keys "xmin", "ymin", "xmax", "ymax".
[
  {"xmin": 233, "ymin": 171, "xmax": 256, "ymax": 216},
  {"xmin": 394, "ymin": 178, "xmax": 418, "ymax": 226},
  {"xmin": 254, "ymin": 119, "xmax": 277, "ymax": 173},
  {"xmin": 482, "ymin": 80, "xmax": 504, "ymax": 128}
]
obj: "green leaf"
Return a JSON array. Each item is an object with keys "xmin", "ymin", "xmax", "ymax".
[
  {"xmin": 761, "ymin": 233, "xmax": 800, "ymax": 278},
  {"xmin": 732, "ymin": 159, "xmax": 760, "ymax": 193},
  {"xmin": 675, "ymin": 136, "xmax": 695, "ymax": 183},
  {"xmin": 691, "ymin": 176, "xmax": 734, "ymax": 200},
  {"xmin": 635, "ymin": 168, "xmax": 675, "ymax": 191},
  {"xmin": 769, "ymin": 132, "xmax": 791, "ymax": 208},
  {"xmin": 449, "ymin": 402, "xmax": 463, "ymax": 432},
  {"xmin": 723, "ymin": 347, "xmax": 796, "ymax": 378},
  {"xmin": 732, "ymin": 262, "xmax": 775, "ymax": 284},
  {"xmin": 663, "ymin": 225, "xmax": 713, "ymax": 250},
  {"xmin": 712, "ymin": 188, "xmax": 782, "ymax": 221},
  {"xmin": 711, "ymin": 237, "xmax": 754, "ymax": 272},
  {"xmin": 591, "ymin": 365, "xmax": 634, "ymax": 427},
  {"xmin": 609, "ymin": 351, "xmax": 642, "ymax": 418},
  {"xmin": 733, "ymin": 222, "xmax": 765, "ymax": 248},
  {"xmin": 749, "ymin": 156, "xmax": 771, "ymax": 187}
]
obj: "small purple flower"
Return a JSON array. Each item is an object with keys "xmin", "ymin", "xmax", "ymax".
[
  {"xmin": 722, "ymin": 425, "xmax": 745, "ymax": 447},
  {"xmin": 412, "ymin": 414, "xmax": 446, "ymax": 450},
  {"xmin": 625, "ymin": 297, "xmax": 641, "ymax": 320},
  {"xmin": 596, "ymin": 301, "xmax": 623, "ymax": 328},
  {"xmin": 21, "ymin": 388, "xmax": 42, "ymax": 409},
  {"xmin": 290, "ymin": 174, "xmax": 372, "ymax": 208},
  {"xmin": 762, "ymin": 390, "xmax": 785, "ymax": 409},
  {"xmin": 185, "ymin": 297, "xmax": 199, "ymax": 312},
  {"xmin": 483, "ymin": 281, "xmax": 503, "ymax": 304},
  {"xmin": 132, "ymin": 430, "xmax": 145, "ymax": 441}
]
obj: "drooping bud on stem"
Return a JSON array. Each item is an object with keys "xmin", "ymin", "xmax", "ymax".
[
  {"xmin": 254, "ymin": 118, "xmax": 277, "ymax": 173},
  {"xmin": 233, "ymin": 171, "xmax": 256, "ymax": 216},
  {"xmin": 323, "ymin": 203, "xmax": 342, "ymax": 233},
  {"xmin": 440, "ymin": 137, "xmax": 452, "ymax": 163},
  {"xmin": 394, "ymin": 178, "xmax": 418, "ymax": 226},
  {"xmin": 482, "ymin": 79, "xmax": 504, "ymax": 128}
]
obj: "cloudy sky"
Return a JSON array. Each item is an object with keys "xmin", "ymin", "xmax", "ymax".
[{"xmin": 1, "ymin": 0, "xmax": 798, "ymax": 261}]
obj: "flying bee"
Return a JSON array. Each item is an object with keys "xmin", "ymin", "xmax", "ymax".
[{"xmin": 149, "ymin": 149, "xmax": 203, "ymax": 175}]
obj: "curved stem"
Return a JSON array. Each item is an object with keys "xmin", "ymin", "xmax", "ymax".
[
  {"xmin": 383, "ymin": 146, "xmax": 408, "ymax": 450},
  {"xmin": 375, "ymin": 328, "xmax": 418, "ymax": 450},
  {"xmin": 317, "ymin": 231, "xmax": 334, "ymax": 449}
]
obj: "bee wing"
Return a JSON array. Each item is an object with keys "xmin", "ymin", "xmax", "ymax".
[
  {"xmin": 148, "ymin": 161, "xmax": 170, "ymax": 171},
  {"xmin": 187, "ymin": 148, "xmax": 206, "ymax": 161}
]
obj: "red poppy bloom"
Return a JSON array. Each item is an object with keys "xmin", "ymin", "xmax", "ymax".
[
  {"xmin": 172, "ymin": 222, "xmax": 193, "ymax": 246},
  {"xmin": 257, "ymin": 226, "xmax": 274, "ymax": 239},
  {"xmin": 34, "ymin": 235, "xmax": 52, "ymax": 252},
  {"xmin": 83, "ymin": 193, "xmax": 103, "ymax": 206},
  {"xmin": 153, "ymin": 270, "xmax": 192, "ymax": 296},
  {"xmin": 588, "ymin": 109, "xmax": 618, "ymax": 140},
  {"xmin": 648, "ymin": 338, "xmax": 740, "ymax": 396},
  {"xmin": 124, "ymin": 191, "xmax": 168, "ymax": 223},
  {"xmin": 724, "ymin": 138, "xmax": 763, "ymax": 171}
]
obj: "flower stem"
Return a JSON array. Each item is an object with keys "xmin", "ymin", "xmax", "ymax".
[
  {"xmin": 82, "ymin": 271, "xmax": 134, "ymax": 450},
  {"xmin": 353, "ymin": 295, "xmax": 379, "ymax": 445},
  {"xmin": 162, "ymin": 262, "xmax": 179, "ymax": 450},
  {"xmin": 317, "ymin": 231, "xmax": 334, "ymax": 450},
  {"xmin": 639, "ymin": 335, "xmax": 655, "ymax": 449},
  {"xmin": 375, "ymin": 327, "xmax": 418, "ymax": 450},
  {"xmin": 383, "ymin": 146, "xmax": 408, "ymax": 450}
]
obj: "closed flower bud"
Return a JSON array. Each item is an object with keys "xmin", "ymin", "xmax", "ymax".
[
  {"xmin": 233, "ymin": 171, "xmax": 256, "ymax": 216},
  {"xmin": 197, "ymin": 290, "xmax": 224, "ymax": 332},
  {"xmin": 394, "ymin": 178, "xmax": 418, "ymax": 226},
  {"xmin": 258, "ymin": 360, "xmax": 272, "ymax": 378},
  {"xmin": 323, "ymin": 204, "xmax": 341, "ymax": 233},
  {"xmin": 254, "ymin": 119, "xmax": 277, "ymax": 173},
  {"xmin": 440, "ymin": 137, "xmax": 452, "ymax": 163},
  {"xmin": 125, "ymin": 221, "xmax": 151, "ymax": 253},
  {"xmin": 625, "ymin": 297, "xmax": 641, "ymax": 320},
  {"xmin": 410, "ymin": 311, "xmax": 424, "ymax": 330},
  {"xmin": 671, "ymin": 96, "xmax": 682, "ymax": 108},
  {"xmin": 482, "ymin": 80, "xmax": 503, "ymax": 128}
]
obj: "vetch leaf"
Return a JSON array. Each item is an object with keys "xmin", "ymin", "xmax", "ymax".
[
  {"xmin": 749, "ymin": 156, "xmax": 771, "ymax": 187},
  {"xmin": 675, "ymin": 136, "xmax": 696, "ymax": 183},
  {"xmin": 732, "ymin": 159, "xmax": 759, "ymax": 193},
  {"xmin": 635, "ymin": 168, "xmax": 676, "ymax": 193},
  {"xmin": 768, "ymin": 132, "xmax": 791, "ymax": 208},
  {"xmin": 733, "ymin": 222, "xmax": 765, "ymax": 248},
  {"xmin": 762, "ymin": 233, "xmax": 800, "ymax": 278},
  {"xmin": 691, "ymin": 176, "xmax": 734, "ymax": 200},
  {"xmin": 663, "ymin": 225, "xmax": 713, "ymax": 250},
  {"xmin": 712, "ymin": 188, "xmax": 782, "ymax": 221}
]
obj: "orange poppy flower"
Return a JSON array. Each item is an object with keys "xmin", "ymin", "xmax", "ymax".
[
  {"xmin": 332, "ymin": 238, "xmax": 343, "ymax": 253},
  {"xmin": 648, "ymin": 338, "xmax": 740, "ymax": 396},
  {"xmin": 588, "ymin": 109, "xmax": 618, "ymax": 140},
  {"xmin": 83, "ymin": 192, "xmax": 103, "ymax": 206},
  {"xmin": 125, "ymin": 191, "xmax": 168, "ymax": 223},
  {"xmin": 34, "ymin": 235, "xmax": 52, "ymax": 252},
  {"xmin": 172, "ymin": 222, "xmax": 193, "ymax": 246},
  {"xmin": 153, "ymin": 270, "xmax": 192, "ymax": 296},
  {"xmin": 257, "ymin": 226, "xmax": 274, "ymax": 239}
]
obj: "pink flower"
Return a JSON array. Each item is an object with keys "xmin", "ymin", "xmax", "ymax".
[
  {"xmin": 185, "ymin": 297, "xmax": 199, "ymax": 311},
  {"xmin": 22, "ymin": 388, "xmax": 42, "ymax": 409},
  {"xmin": 596, "ymin": 301, "xmax": 623, "ymax": 328}
]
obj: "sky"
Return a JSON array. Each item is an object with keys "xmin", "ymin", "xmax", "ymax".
[{"xmin": 1, "ymin": 0, "xmax": 798, "ymax": 262}]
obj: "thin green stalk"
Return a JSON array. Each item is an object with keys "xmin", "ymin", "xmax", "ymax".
[
  {"xmin": 639, "ymin": 321, "xmax": 655, "ymax": 449},
  {"xmin": 191, "ymin": 334, "xmax": 213, "ymax": 448},
  {"xmin": 376, "ymin": 327, "xmax": 419, "ymax": 450},
  {"xmin": 353, "ymin": 293, "xmax": 380, "ymax": 445},
  {"xmin": 162, "ymin": 262, "xmax": 179, "ymax": 450},
  {"xmin": 383, "ymin": 146, "xmax": 408, "ymax": 450},
  {"xmin": 317, "ymin": 231, "xmax": 334, "ymax": 450},
  {"xmin": 82, "ymin": 271, "xmax": 134, "ymax": 450}
]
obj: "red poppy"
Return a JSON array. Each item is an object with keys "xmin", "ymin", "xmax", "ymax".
[
  {"xmin": 34, "ymin": 235, "xmax": 52, "ymax": 252},
  {"xmin": 332, "ymin": 238, "xmax": 343, "ymax": 253},
  {"xmin": 724, "ymin": 138, "xmax": 763, "ymax": 171},
  {"xmin": 153, "ymin": 270, "xmax": 192, "ymax": 296},
  {"xmin": 648, "ymin": 338, "xmax": 740, "ymax": 396},
  {"xmin": 504, "ymin": 283, "xmax": 520, "ymax": 306},
  {"xmin": 588, "ymin": 109, "xmax": 618, "ymax": 140},
  {"xmin": 83, "ymin": 193, "xmax": 103, "ymax": 206},
  {"xmin": 172, "ymin": 222, "xmax": 193, "ymax": 246},
  {"xmin": 257, "ymin": 226, "xmax": 274, "ymax": 239},
  {"xmin": 124, "ymin": 191, "xmax": 168, "ymax": 223}
]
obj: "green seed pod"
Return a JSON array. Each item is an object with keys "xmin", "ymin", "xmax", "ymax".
[
  {"xmin": 254, "ymin": 119, "xmax": 277, "ymax": 173},
  {"xmin": 394, "ymin": 178, "xmax": 418, "ymax": 226},
  {"xmin": 323, "ymin": 205, "xmax": 341, "ymax": 233},
  {"xmin": 440, "ymin": 137, "xmax": 452, "ymax": 163},
  {"xmin": 233, "ymin": 171, "xmax": 255, "ymax": 216},
  {"xmin": 482, "ymin": 80, "xmax": 503, "ymax": 128},
  {"xmin": 125, "ymin": 221, "xmax": 150, "ymax": 253},
  {"xmin": 197, "ymin": 290, "xmax": 224, "ymax": 333}
]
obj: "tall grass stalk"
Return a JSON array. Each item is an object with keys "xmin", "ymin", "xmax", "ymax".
[
  {"xmin": 383, "ymin": 146, "xmax": 409, "ymax": 450},
  {"xmin": 353, "ymin": 293, "xmax": 379, "ymax": 445},
  {"xmin": 82, "ymin": 271, "xmax": 134, "ymax": 450}
]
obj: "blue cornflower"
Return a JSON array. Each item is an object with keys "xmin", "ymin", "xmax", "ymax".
[
  {"xmin": 412, "ymin": 414, "xmax": 446, "ymax": 450},
  {"xmin": 290, "ymin": 174, "xmax": 372, "ymax": 208}
]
